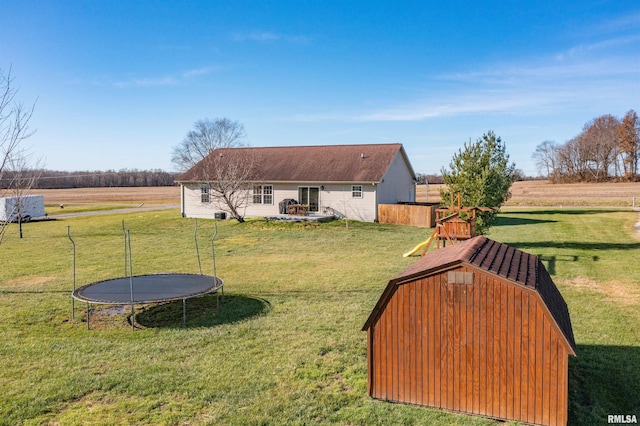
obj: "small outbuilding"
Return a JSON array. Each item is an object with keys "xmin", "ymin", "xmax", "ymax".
[{"xmin": 362, "ymin": 236, "xmax": 577, "ymax": 426}]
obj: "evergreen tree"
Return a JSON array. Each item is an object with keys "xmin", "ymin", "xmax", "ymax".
[{"xmin": 440, "ymin": 131, "xmax": 516, "ymax": 234}]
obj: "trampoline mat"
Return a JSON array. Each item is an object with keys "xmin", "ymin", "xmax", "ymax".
[{"xmin": 72, "ymin": 273, "xmax": 223, "ymax": 304}]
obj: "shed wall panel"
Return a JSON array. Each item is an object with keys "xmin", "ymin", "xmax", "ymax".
[
  {"xmin": 478, "ymin": 274, "xmax": 487, "ymax": 415},
  {"xmin": 514, "ymin": 288, "xmax": 523, "ymax": 419},
  {"xmin": 367, "ymin": 266, "xmax": 571, "ymax": 426},
  {"xmin": 434, "ymin": 275, "xmax": 442, "ymax": 407},
  {"xmin": 528, "ymin": 300, "xmax": 538, "ymax": 424},
  {"xmin": 521, "ymin": 293, "xmax": 530, "ymax": 422},
  {"xmin": 535, "ymin": 306, "xmax": 545, "ymax": 425},
  {"xmin": 550, "ymin": 331, "xmax": 560, "ymax": 426}
]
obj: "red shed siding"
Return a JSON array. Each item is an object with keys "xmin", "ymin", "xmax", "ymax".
[{"xmin": 367, "ymin": 267, "xmax": 571, "ymax": 426}]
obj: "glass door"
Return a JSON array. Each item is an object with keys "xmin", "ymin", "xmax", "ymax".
[{"xmin": 298, "ymin": 187, "xmax": 320, "ymax": 213}]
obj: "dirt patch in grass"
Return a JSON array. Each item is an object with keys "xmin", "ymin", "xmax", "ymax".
[
  {"xmin": 4, "ymin": 276, "xmax": 57, "ymax": 289},
  {"xmin": 564, "ymin": 276, "xmax": 640, "ymax": 305},
  {"xmin": 75, "ymin": 305, "xmax": 136, "ymax": 330}
]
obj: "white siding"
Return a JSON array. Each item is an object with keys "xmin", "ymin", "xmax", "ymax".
[
  {"xmin": 181, "ymin": 184, "xmax": 231, "ymax": 218},
  {"xmin": 181, "ymin": 183, "xmax": 379, "ymax": 221},
  {"xmin": 376, "ymin": 151, "xmax": 416, "ymax": 204},
  {"xmin": 318, "ymin": 183, "xmax": 378, "ymax": 222}
]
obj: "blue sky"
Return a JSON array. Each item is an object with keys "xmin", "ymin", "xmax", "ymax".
[{"xmin": 1, "ymin": 1, "xmax": 639, "ymax": 175}]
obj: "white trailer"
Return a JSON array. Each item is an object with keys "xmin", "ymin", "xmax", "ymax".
[{"xmin": 0, "ymin": 195, "xmax": 46, "ymax": 222}]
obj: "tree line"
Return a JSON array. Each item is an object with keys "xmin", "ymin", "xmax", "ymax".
[
  {"xmin": 0, "ymin": 169, "xmax": 178, "ymax": 189},
  {"xmin": 416, "ymin": 169, "xmax": 530, "ymax": 185},
  {"xmin": 533, "ymin": 110, "xmax": 639, "ymax": 183}
]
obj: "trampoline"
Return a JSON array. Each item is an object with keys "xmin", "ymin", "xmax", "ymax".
[
  {"xmin": 72, "ymin": 273, "xmax": 223, "ymax": 305},
  {"xmin": 68, "ymin": 220, "xmax": 224, "ymax": 330}
]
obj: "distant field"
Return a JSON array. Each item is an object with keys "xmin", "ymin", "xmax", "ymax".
[
  {"xmin": 32, "ymin": 181, "xmax": 640, "ymax": 208},
  {"xmin": 419, "ymin": 180, "xmax": 640, "ymax": 207},
  {"xmin": 37, "ymin": 186, "xmax": 181, "ymax": 205}
]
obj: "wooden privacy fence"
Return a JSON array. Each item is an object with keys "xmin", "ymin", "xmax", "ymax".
[{"xmin": 378, "ymin": 202, "xmax": 438, "ymax": 227}]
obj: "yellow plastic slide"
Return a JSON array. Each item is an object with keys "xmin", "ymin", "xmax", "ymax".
[
  {"xmin": 403, "ymin": 230, "xmax": 437, "ymax": 257},
  {"xmin": 403, "ymin": 240, "xmax": 430, "ymax": 257}
]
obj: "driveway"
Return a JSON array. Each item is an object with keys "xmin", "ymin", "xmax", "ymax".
[{"xmin": 47, "ymin": 204, "xmax": 180, "ymax": 219}]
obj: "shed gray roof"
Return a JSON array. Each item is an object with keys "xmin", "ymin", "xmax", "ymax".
[
  {"xmin": 177, "ymin": 143, "xmax": 415, "ymax": 183},
  {"xmin": 363, "ymin": 236, "xmax": 577, "ymax": 354}
]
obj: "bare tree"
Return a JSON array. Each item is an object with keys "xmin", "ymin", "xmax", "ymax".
[
  {"xmin": 554, "ymin": 135, "xmax": 587, "ymax": 182},
  {"xmin": 1, "ymin": 67, "xmax": 37, "ymax": 243},
  {"xmin": 532, "ymin": 140, "xmax": 559, "ymax": 179},
  {"xmin": 618, "ymin": 109, "xmax": 639, "ymax": 179},
  {"xmin": 534, "ymin": 111, "xmax": 636, "ymax": 183},
  {"xmin": 1, "ymin": 68, "xmax": 35, "ymax": 182},
  {"xmin": 171, "ymin": 118, "xmax": 246, "ymax": 171},
  {"xmin": 5, "ymin": 153, "xmax": 43, "ymax": 239},
  {"xmin": 582, "ymin": 114, "xmax": 620, "ymax": 181},
  {"xmin": 188, "ymin": 148, "xmax": 257, "ymax": 223}
]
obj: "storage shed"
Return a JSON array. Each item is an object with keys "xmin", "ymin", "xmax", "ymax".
[{"xmin": 362, "ymin": 236, "xmax": 577, "ymax": 426}]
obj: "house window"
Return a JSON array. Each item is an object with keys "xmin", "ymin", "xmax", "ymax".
[
  {"xmin": 253, "ymin": 185, "xmax": 273, "ymax": 205},
  {"xmin": 352, "ymin": 185, "xmax": 363, "ymax": 198},
  {"xmin": 200, "ymin": 185, "xmax": 210, "ymax": 203}
]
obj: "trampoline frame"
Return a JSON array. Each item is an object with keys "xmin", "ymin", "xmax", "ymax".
[{"xmin": 68, "ymin": 220, "xmax": 223, "ymax": 330}]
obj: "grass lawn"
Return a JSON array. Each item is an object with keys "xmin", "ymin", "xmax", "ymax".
[{"xmin": 0, "ymin": 208, "xmax": 638, "ymax": 425}]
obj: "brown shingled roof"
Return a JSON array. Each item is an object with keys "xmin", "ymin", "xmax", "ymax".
[
  {"xmin": 363, "ymin": 236, "xmax": 577, "ymax": 354},
  {"xmin": 177, "ymin": 143, "xmax": 414, "ymax": 183}
]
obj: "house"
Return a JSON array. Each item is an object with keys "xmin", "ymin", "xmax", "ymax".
[
  {"xmin": 362, "ymin": 236, "xmax": 577, "ymax": 426},
  {"xmin": 177, "ymin": 143, "xmax": 416, "ymax": 222}
]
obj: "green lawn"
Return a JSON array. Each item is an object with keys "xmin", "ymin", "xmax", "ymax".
[{"xmin": 0, "ymin": 208, "xmax": 638, "ymax": 425}]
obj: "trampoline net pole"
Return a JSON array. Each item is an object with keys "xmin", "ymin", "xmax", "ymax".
[
  {"xmin": 67, "ymin": 226, "xmax": 76, "ymax": 321},
  {"xmin": 211, "ymin": 222, "xmax": 224, "ymax": 303},
  {"xmin": 211, "ymin": 222, "xmax": 217, "ymax": 284},
  {"xmin": 127, "ymin": 230, "xmax": 135, "ymax": 331},
  {"xmin": 194, "ymin": 219, "xmax": 202, "ymax": 275},
  {"xmin": 122, "ymin": 220, "xmax": 127, "ymax": 277}
]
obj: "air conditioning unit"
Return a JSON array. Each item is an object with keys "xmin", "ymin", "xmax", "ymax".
[{"xmin": 214, "ymin": 212, "xmax": 226, "ymax": 220}]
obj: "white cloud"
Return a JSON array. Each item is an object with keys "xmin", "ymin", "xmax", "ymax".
[
  {"xmin": 233, "ymin": 31, "xmax": 280, "ymax": 42},
  {"xmin": 113, "ymin": 76, "xmax": 177, "ymax": 88},
  {"xmin": 355, "ymin": 90, "xmax": 553, "ymax": 122},
  {"xmin": 232, "ymin": 30, "xmax": 311, "ymax": 44},
  {"xmin": 279, "ymin": 12, "xmax": 638, "ymax": 125},
  {"xmin": 560, "ymin": 35, "xmax": 640, "ymax": 59},
  {"xmin": 285, "ymin": 112, "xmax": 345, "ymax": 122},
  {"xmin": 111, "ymin": 64, "xmax": 221, "ymax": 88},
  {"xmin": 181, "ymin": 66, "xmax": 219, "ymax": 78},
  {"xmin": 354, "ymin": 38, "xmax": 639, "ymax": 122},
  {"xmin": 590, "ymin": 11, "xmax": 640, "ymax": 34}
]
